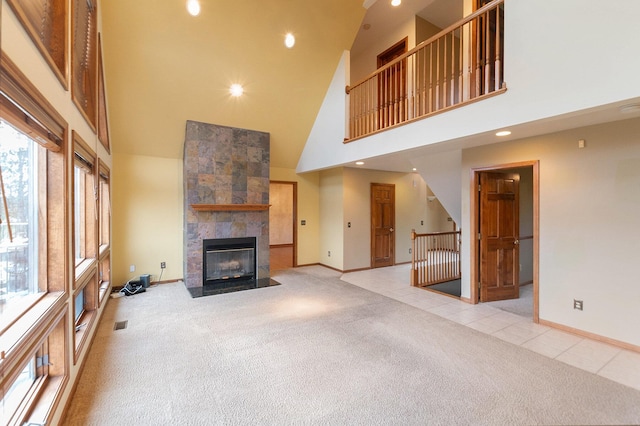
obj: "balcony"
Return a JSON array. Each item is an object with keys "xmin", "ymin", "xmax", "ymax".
[{"xmin": 346, "ymin": 0, "xmax": 505, "ymax": 141}]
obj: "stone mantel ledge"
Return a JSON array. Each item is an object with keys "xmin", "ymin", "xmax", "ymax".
[{"xmin": 190, "ymin": 204, "xmax": 270, "ymax": 212}]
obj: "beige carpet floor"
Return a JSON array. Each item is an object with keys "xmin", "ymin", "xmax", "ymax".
[{"xmin": 64, "ymin": 266, "xmax": 640, "ymax": 425}]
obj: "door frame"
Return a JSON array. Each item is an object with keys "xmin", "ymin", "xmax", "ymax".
[
  {"xmin": 269, "ymin": 180, "xmax": 297, "ymax": 267},
  {"xmin": 470, "ymin": 160, "xmax": 539, "ymax": 322}
]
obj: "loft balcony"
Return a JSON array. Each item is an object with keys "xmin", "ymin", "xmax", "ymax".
[{"xmin": 346, "ymin": 0, "xmax": 505, "ymax": 141}]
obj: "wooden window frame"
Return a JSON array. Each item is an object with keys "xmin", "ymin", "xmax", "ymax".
[
  {"xmin": 97, "ymin": 34, "xmax": 110, "ymax": 152},
  {"xmin": 71, "ymin": 0, "xmax": 98, "ymax": 131},
  {"xmin": 0, "ymin": 51, "xmax": 69, "ymax": 426},
  {"xmin": 72, "ymin": 131, "xmax": 97, "ymax": 284},
  {"xmin": 98, "ymin": 160, "xmax": 110, "ymax": 255},
  {"xmin": 72, "ymin": 268, "xmax": 97, "ymax": 363},
  {"xmin": 98, "ymin": 250, "xmax": 110, "ymax": 305},
  {"xmin": 5, "ymin": 0, "xmax": 69, "ymax": 89}
]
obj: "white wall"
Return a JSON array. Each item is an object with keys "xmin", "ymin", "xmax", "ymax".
[
  {"xmin": 298, "ymin": 0, "xmax": 640, "ymax": 173},
  {"xmin": 413, "ymin": 150, "xmax": 462, "ymax": 225},
  {"xmin": 342, "ymin": 168, "xmax": 428, "ymax": 270},
  {"xmin": 350, "ymin": 15, "xmax": 416, "ymax": 83},
  {"xmin": 319, "ymin": 168, "xmax": 345, "ymax": 270},
  {"xmin": 461, "ymin": 117, "xmax": 640, "ymax": 347}
]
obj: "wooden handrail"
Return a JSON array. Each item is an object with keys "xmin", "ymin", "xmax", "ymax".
[
  {"xmin": 411, "ymin": 229, "xmax": 462, "ymax": 287},
  {"xmin": 347, "ymin": 0, "xmax": 504, "ymax": 93},
  {"xmin": 346, "ymin": 0, "xmax": 505, "ymax": 140}
]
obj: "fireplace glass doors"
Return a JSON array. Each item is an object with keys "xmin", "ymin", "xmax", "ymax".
[{"xmin": 203, "ymin": 237, "xmax": 256, "ymax": 285}]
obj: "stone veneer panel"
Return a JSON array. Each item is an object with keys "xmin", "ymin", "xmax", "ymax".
[{"xmin": 183, "ymin": 120, "xmax": 270, "ymax": 289}]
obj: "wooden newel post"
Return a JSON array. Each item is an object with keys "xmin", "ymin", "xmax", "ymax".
[{"xmin": 411, "ymin": 229, "xmax": 418, "ymax": 286}]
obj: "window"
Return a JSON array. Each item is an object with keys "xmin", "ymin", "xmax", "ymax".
[
  {"xmin": 0, "ymin": 120, "xmax": 41, "ymax": 318},
  {"xmin": 1, "ymin": 356, "xmax": 36, "ymax": 421},
  {"xmin": 98, "ymin": 161, "xmax": 111, "ymax": 304},
  {"xmin": 98, "ymin": 161, "xmax": 110, "ymax": 254},
  {"xmin": 73, "ymin": 131, "xmax": 97, "ymax": 279},
  {"xmin": 1, "ymin": 53, "xmax": 68, "ymax": 426},
  {"xmin": 73, "ymin": 271, "xmax": 97, "ymax": 362},
  {"xmin": 0, "ymin": 309, "xmax": 68, "ymax": 425}
]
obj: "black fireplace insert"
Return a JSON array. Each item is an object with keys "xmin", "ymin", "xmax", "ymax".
[{"xmin": 203, "ymin": 237, "xmax": 256, "ymax": 285}]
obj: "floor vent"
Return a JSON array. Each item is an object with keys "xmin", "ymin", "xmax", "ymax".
[{"xmin": 114, "ymin": 320, "xmax": 128, "ymax": 331}]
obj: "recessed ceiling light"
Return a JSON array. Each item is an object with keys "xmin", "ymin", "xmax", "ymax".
[
  {"xmin": 496, "ymin": 130, "xmax": 511, "ymax": 137},
  {"xmin": 284, "ymin": 33, "xmax": 295, "ymax": 48},
  {"xmin": 230, "ymin": 84, "xmax": 244, "ymax": 97},
  {"xmin": 186, "ymin": 0, "xmax": 200, "ymax": 16},
  {"xmin": 355, "ymin": 161, "xmax": 364, "ymax": 165},
  {"xmin": 391, "ymin": 0, "xmax": 401, "ymax": 6},
  {"xmin": 412, "ymin": 168, "xmax": 417, "ymax": 171}
]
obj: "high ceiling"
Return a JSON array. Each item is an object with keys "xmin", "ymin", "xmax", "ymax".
[
  {"xmin": 101, "ymin": 0, "xmax": 465, "ymax": 170},
  {"xmin": 101, "ymin": 0, "xmax": 366, "ymax": 169}
]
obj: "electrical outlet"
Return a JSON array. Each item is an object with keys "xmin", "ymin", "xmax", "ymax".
[
  {"xmin": 573, "ymin": 299, "xmax": 583, "ymax": 311},
  {"xmin": 129, "ymin": 264, "xmax": 135, "ymax": 273},
  {"xmin": 409, "ymin": 248, "xmax": 412, "ymax": 254},
  {"xmin": 160, "ymin": 262, "xmax": 166, "ymax": 269},
  {"xmin": 328, "ymin": 251, "xmax": 331, "ymax": 257}
]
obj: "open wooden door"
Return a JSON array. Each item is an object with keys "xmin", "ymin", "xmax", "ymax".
[
  {"xmin": 479, "ymin": 172, "xmax": 519, "ymax": 302},
  {"xmin": 371, "ymin": 183, "xmax": 395, "ymax": 268}
]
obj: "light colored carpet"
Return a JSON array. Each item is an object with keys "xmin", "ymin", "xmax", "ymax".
[{"xmin": 64, "ymin": 266, "xmax": 640, "ymax": 425}]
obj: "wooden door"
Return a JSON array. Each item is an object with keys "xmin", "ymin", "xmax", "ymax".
[
  {"xmin": 479, "ymin": 172, "xmax": 519, "ymax": 302},
  {"xmin": 371, "ymin": 183, "xmax": 395, "ymax": 268}
]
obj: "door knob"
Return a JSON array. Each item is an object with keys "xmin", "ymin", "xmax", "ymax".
[
  {"xmin": 390, "ymin": 228, "xmax": 394, "ymax": 232},
  {"xmin": 514, "ymin": 239, "xmax": 519, "ymax": 245}
]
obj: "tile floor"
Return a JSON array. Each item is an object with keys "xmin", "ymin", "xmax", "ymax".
[{"xmin": 340, "ymin": 264, "xmax": 640, "ymax": 392}]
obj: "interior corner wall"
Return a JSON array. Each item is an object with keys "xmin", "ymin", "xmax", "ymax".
[
  {"xmin": 270, "ymin": 167, "xmax": 320, "ymax": 266},
  {"xmin": 415, "ymin": 15, "xmax": 442, "ymax": 44},
  {"xmin": 350, "ymin": 16, "xmax": 416, "ymax": 83},
  {"xmin": 460, "ymin": 117, "xmax": 640, "ymax": 347},
  {"xmin": 112, "ymin": 152, "xmax": 183, "ymax": 287},
  {"xmin": 319, "ymin": 168, "xmax": 345, "ymax": 270},
  {"xmin": 342, "ymin": 168, "xmax": 427, "ymax": 271}
]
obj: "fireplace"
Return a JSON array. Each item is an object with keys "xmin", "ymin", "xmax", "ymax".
[
  {"xmin": 183, "ymin": 121, "xmax": 280, "ymax": 298},
  {"xmin": 203, "ymin": 237, "xmax": 256, "ymax": 285}
]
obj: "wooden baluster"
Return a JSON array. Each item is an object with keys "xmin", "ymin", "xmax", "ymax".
[
  {"xmin": 458, "ymin": 25, "xmax": 464, "ymax": 104},
  {"xmin": 495, "ymin": 5, "xmax": 502, "ymax": 91},
  {"xmin": 429, "ymin": 43, "xmax": 433, "ymax": 114},
  {"xmin": 484, "ymin": 10, "xmax": 490, "ymax": 94},
  {"xmin": 443, "ymin": 35, "xmax": 448, "ymax": 108}
]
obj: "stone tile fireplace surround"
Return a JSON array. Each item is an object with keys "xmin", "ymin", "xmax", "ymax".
[{"xmin": 183, "ymin": 120, "xmax": 270, "ymax": 293}]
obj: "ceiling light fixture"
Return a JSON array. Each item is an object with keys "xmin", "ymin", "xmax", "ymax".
[
  {"xmin": 186, "ymin": 0, "xmax": 201, "ymax": 16},
  {"xmin": 496, "ymin": 130, "xmax": 511, "ymax": 137},
  {"xmin": 230, "ymin": 84, "xmax": 244, "ymax": 97},
  {"xmin": 284, "ymin": 33, "xmax": 295, "ymax": 48},
  {"xmin": 391, "ymin": 0, "xmax": 401, "ymax": 6},
  {"xmin": 355, "ymin": 161, "xmax": 364, "ymax": 165}
]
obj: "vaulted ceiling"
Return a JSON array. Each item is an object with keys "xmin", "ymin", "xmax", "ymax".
[{"xmin": 101, "ymin": 0, "xmax": 366, "ymax": 169}]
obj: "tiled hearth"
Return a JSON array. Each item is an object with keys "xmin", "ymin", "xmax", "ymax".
[{"xmin": 183, "ymin": 120, "xmax": 272, "ymax": 294}]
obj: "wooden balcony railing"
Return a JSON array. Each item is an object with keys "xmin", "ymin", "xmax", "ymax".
[
  {"xmin": 411, "ymin": 230, "xmax": 461, "ymax": 287},
  {"xmin": 346, "ymin": 0, "xmax": 505, "ymax": 141}
]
